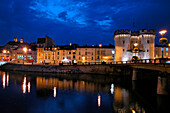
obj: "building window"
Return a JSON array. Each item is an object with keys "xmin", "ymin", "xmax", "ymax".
[
  {"xmin": 123, "ymin": 40, "xmax": 125, "ymax": 44},
  {"xmin": 79, "ymin": 52, "xmax": 81, "ymax": 55},
  {"xmin": 73, "ymin": 55, "xmax": 75, "ymax": 58},
  {"xmin": 73, "ymin": 52, "xmax": 76, "ymax": 54},
  {"xmin": 166, "ymin": 53, "xmax": 168, "ymax": 56},
  {"xmin": 58, "ymin": 52, "xmax": 59, "ymax": 55},
  {"xmin": 48, "ymin": 56, "xmax": 50, "ymax": 59},
  {"xmin": 69, "ymin": 52, "xmax": 71, "ymax": 54},
  {"xmin": 147, "ymin": 40, "xmax": 149, "ymax": 44},
  {"xmin": 166, "ymin": 48, "xmax": 168, "ymax": 51},
  {"xmin": 79, "ymin": 57, "xmax": 80, "ymax": 60},
  {"xmin": 156, "ymin": 55, "xmax": 158, "ymax": 58},
  {"xmin": 97, "ymin": 50, "xmax": 100, "ymax": 55},
  {"xmin": 91, "ymin": 57, "xmax": 93, "ymax": 60},
  {"xmin": 147, "ymin": 49, "xmax": 149, "ymax": 52},
  {"xmin": 131, "ymin": 41, "xmax": 133, "ymax": 43},
  {"xmin": 123, "ymin": 49, "xmax": 124, "ymax": 52},
  {"xmin": 101, "ymin": 50, "xmax": 105, "ymax": 55},
  {"xmin": 85, "ymin": 57, "xmax": 87, "ymax": 60},
  {"xmin": 85, "ymin": 52, "xmax": 87, "ymax": 55},
  {"xmin": 41, "ymin": 53, "xmax": 43, "ymax": 56},
  {"xmin": 45, "ymin": 56, "xmax": 47, "ymax": 59},
  {"xmin": 97, "ymin": 56, "xmax": 99, "ymax": 59}
]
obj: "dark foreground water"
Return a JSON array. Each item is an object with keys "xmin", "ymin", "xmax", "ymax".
[{"xmin": 0, "ymin": 70, "xmax": 169, "ymax": 113}]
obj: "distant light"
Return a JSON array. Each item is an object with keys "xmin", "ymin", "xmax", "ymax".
[
  {"xmin": 168, "ymin": 43, "xmax": 170, "ymax": 47},
  {"xmin": 103, "ymin": 57, "xmax": 108, "ymax": 59},
  {"xmin": 99, "ymin": 44, "xmax": 102, "ymax": 47},
  {"xmin": 23, "ymin": 47, "xmax": 27, "ymax": 53},
  {"xmin": 3, "ymin": 50, "xmax": 7, "ymax": 53},
  {"xmin": 134, "ymin": 43, "xmax": 138, "ymax": 47},
  {"xmin": 132, "ymin": 110, "xmax": 136, "ymax": 113},
  {"xmin": 70, "ymin": 43, "xmax": 72, "ymax": 46},
  {"xmin": 159, "ymin": 30, "xmax": 167, "ymax": 37},
  {"xmin": 92, "ymin": 45, "xmax": 94, "ymax": 47},
  {"xmin": 110, "ymin": 84, "xmax": 114, "ymax": 94},
  {"xmin": 112, "ymin": 50, "xmax": 115, "ymax": 54}
]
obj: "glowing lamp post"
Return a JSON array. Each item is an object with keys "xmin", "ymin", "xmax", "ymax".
[
  {"xmin": 23, "ymin": 47, "xmax": 27, "ymax": 64},
  {"xmin": 159, "ymin": 30, "xmax": 167, "ymax": 59}
]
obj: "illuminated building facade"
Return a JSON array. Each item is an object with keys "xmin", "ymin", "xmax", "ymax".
[
  {"xmin": 155, "ymin": 45, "xmax": 170, "ymax": 59},
  {"xmin": 37, "ymin": 45, "xmax": 114, "ymax": 64},
  {"xmin": 114, "ymin": 29, "xmax": 155, "ymax": 62}
]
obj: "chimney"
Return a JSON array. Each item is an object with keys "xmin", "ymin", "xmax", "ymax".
[
  {"xmin": 20, "ymin": 38, "xmax": 23, "ymax": 43},
  {"xmin": 14, "ymin": 38, "xmax": 17, "ymax": 42}
]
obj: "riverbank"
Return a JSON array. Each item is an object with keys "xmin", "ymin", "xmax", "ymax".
[{"xmin": 0, "ymin": 63, "xmax": 131, "ymax": 75}]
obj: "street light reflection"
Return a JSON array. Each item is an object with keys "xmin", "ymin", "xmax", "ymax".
[
  {"xmin": 53, "ymin": 87, "xmax": 57, "ymax": 98},
  {"xmin": 98, "ymin": 94, "xmax": 101, "ymax": 107},
  {"xmin": 22, "ymin": 77, "xmax": 27, "ymax": 94},
  {"xmin": 7, "ymin": 74, "xmax": 9, "ymax": 86},
  {"xmin": 28, "ymin": 82, "xmax": 31, "ymax": 93},
  {"xmin": 3, "ymin": 74, "xmax": 5, "ymax": 89}
]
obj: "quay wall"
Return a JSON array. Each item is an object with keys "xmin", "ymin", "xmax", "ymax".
[{"xmin": 0, "ymin": 63, "xmax": 131, "ymax": 75}]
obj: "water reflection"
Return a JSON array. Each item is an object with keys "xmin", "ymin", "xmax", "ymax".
[
  {"xmin": 22, "ymin": 76, "xmax": 27, "ymax": 94},
  {"xmin": 0, "ymin": 71, "xmax": 169, "ymax": 113},
  {"xmin": 3, "ymin": 74, "xmax": 5, "ymax": 88},
  {"xmin": 53, "ymin": 87, "xmax": 57, "ymax": 98},
  {"xmin": 97, "ymin": 94, "xmax": 101, "ymax": 107},
  {"xmin": 28, "ymin": 82, "xmax": 31, "ymax": 93}
]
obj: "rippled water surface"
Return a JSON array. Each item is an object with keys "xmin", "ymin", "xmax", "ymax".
[{"xmin": 0, "ymin": 71, "xmax": 169, "ymax": 113}]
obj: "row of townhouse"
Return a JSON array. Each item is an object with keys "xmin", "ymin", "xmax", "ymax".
[{"xmin": 37, "ymin": 45, "xmax": 115, "ymax": 65}]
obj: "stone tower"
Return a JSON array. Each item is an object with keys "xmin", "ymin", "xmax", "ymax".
[
  {"xmin": 114, "ymin": 29, "xmax": 131, "ymax": 61},
  {"xmin": 114, "ymin": 29, "xmax": 155, "ymax": 62}
]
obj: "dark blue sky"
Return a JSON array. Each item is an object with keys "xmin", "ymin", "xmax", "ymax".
[{"xmin": 0, "ymin": 0, "xmax": 170, "ymax": 46}]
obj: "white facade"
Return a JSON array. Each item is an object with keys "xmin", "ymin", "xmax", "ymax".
[{"xmin": 114, "ymin": 29, "xmax": 155, "ymax": 62}]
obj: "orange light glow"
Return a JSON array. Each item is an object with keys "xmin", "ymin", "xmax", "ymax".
[
  {"xmin": 98, "ymin": 95, "xmax": 101, "ymax": 107},
  {"xmin": 159, "ymin": 30, "xmax": 167, "ymax": 37},
  {"xmin": 53, "ymin": 87, "xmax": 57, "ymax": 97},
  {"xmin": 134, "ymin": 43, "xmax": 138, "ymax": 47},
  {"xmin": 132, "ymin": 110, "xmax": 136, "ymax": 113},
  {"xmin": 23, "ymin": 47, "xmax": 27, "ymax": 53},
  {"xmin": 28, "ymin": 82, "xmax": 31, "ymax": 93},
  {"xmin": 7, "ymin": 75, "xmax": 9, "ymax": 86},
  {"xmin": 3, "ymin": 50, "xmax": 7, "ymax": 53},
  {"xmin": 22, "ymin": 77, "xmax": 27, "ymax": 94},
  {"xmin": 3, "ymin": 74, "xmax": 5, "ymax": 89},
  {"xmin": 99, "ymin": 44, "xmax": 102, "ymax": 47}
]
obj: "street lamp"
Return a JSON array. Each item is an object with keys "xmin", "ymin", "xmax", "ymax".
[
  {"xmin": 159, "ymin": 30, "xmax": 167, "ymax": 59},
  {"xmin": 23, "ymin": 47, "xmax": 27, "ymax": 64}
]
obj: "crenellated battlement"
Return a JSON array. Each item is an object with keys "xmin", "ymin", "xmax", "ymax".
[
  {"xmin": 114, "ymin": 29, "xmax": 156, "ymax": 36},
  {"xmin": 114, "ymin": 29, "xmax": 131, "ymax": 35}
]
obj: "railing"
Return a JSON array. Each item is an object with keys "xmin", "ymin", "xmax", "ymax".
[{"xmin": 10, "ymin": 58, "xmax": 170, "ymax": 66}]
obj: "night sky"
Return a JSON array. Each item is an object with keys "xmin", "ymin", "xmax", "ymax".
[{"xmin": 0, "ymin": 0, "xmax": 170, "ymax": 46}]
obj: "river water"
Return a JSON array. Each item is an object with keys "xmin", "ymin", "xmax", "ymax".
[{"xmin": 0, "ymin": 70, "xmax": 169, "ymax": 113}]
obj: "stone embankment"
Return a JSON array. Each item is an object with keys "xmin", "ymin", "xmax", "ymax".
[{"xmin": 0, "ymin": 63, "xmax": 131, "ymax": 75}]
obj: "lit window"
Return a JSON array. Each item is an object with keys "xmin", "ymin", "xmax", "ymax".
[
  {"xmin": 166, "ymin": 53, "xmax": 168, "ymax": 56},
  {"xmin": 156, "ymin": 55, "xmax": 158, "ymax": 58},
  {"xmin": 161, "ymin": 48, "xmax": 164, "ymax": 51},
  {"xmin": 166, "ymin": 48, "xmax": 168, "ymax": 51},
  {"xmin": 112, "ymin": 50, "xmax": 115, "ymax": 54}
]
